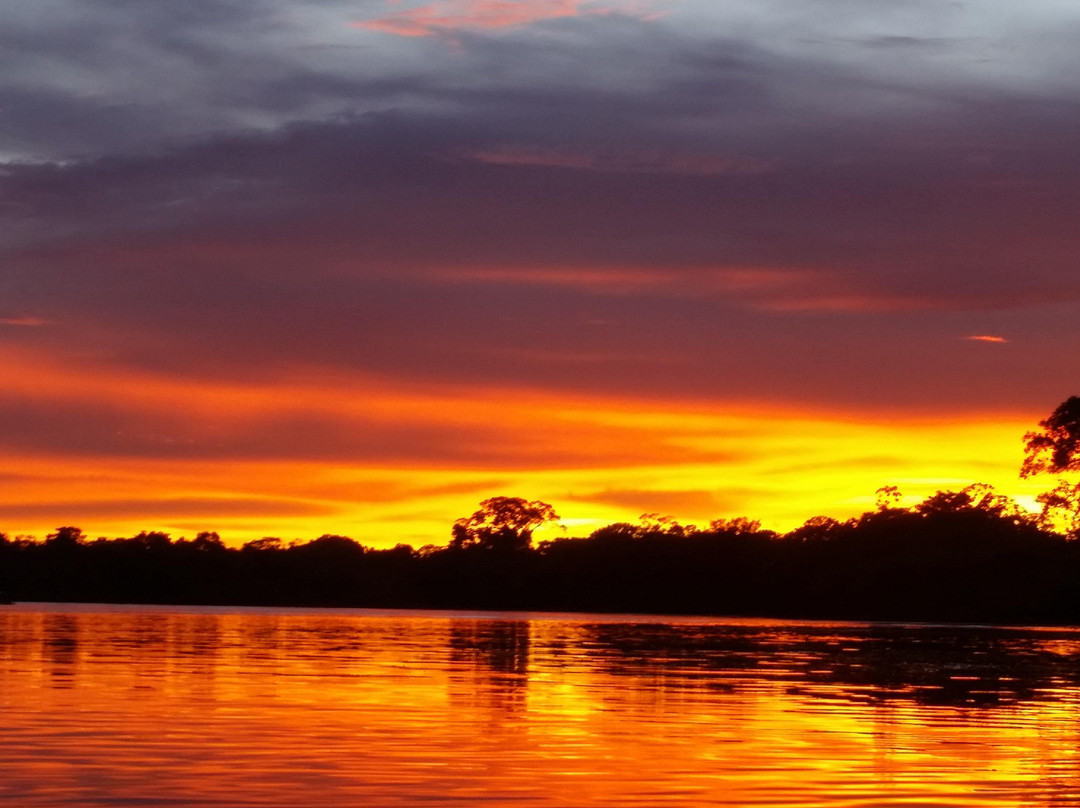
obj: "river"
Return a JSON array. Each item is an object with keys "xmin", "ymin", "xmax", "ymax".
[{"xmin": 2, "ymin": 603, "xmax": 1079, "ymax": 806}]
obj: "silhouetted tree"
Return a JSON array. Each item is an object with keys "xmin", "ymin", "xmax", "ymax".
[
  {"xmin": 302, "ymin": 534, "xmax": 366, "ymax": 559},
  {"xmin": 707, "ymin": 516, "xmax": 762, "ymax": 534},
  {"xmin": 242, "ymin": 537, "xmax": 283, "ymax": 552},
  {"xmin": 587, "ymin": 522, "xmax": 639, "ymax": 542},
  {"xmin": 875, "ymin": 485, "xmax": 902, "ymax": 511},
  {"xmin": 787, "ymin": 515, "xmax": 843, "ymax": 543},
  {"xmin": 46, "ymin": 526, "xmax": 86, "ymax": 547},
  {"xmin": 916, "ymin": 483, "xmax": 1025, "ymax": 522},
  {"xmin": 1023, "ymin": 397, "xmax": 1080, "ymax": 477},
  {"xmin": 1036, "ymin": 480, "xmax": 1080, "ymax": 538},
  {"xmin": 451, "ymin": 497, "xmax": 560, "ymax": 551},
  {"xmin": 130, "ymin": 531, "xmax": 171, "ymax": 550},
  {"xmin": 638, "ymin": 513, "xmax": 695, "ymax": 537},
  {"xmin": 192, "ymin": 531, "xmax": 225, "ymax": 552},
  {"xmin": 1022, "ymin": 398, "xmax": 1080, "ymax": 536}
]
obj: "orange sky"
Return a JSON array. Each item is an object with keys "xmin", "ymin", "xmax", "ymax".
[
  {"xmin": 2, "ymin": 0, "xmax": 1079, "ymax": 546},
  {"xmin": 0, "ymin": 343, "xmax": 1049, "ymax": 546}
]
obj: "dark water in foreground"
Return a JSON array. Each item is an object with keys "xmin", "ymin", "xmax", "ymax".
[{"xmin": 2, "ymin": 605, "xmax": 1080, "ymax": 806}]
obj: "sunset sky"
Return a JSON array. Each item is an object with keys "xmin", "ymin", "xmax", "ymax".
[{"xmin": 2, "ymin": 0, "xmax": 1078, "ymax": 546}]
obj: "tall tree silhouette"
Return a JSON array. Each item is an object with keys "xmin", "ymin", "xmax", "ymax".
[
  {"xmin": 1022, "ymin": 397, "xmax": 1080, "ymax": 477},
  {"xmin": 1023, "ymin": 397, "xmax": 1080, "ymax": 537},
  {"xmin": 450, "ymin": 497, "xmax": 560, "ymax": 551}
]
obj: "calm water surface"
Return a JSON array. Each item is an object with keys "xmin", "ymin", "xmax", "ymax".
[{"xmin": 2, "ymin": 604, "xmax": 1080, "ymax": 807}]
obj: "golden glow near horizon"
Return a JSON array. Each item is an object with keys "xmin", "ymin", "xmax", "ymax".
[{"xmin": 0, "ymin": 345, "xmax": 1048, "ymax": 547}]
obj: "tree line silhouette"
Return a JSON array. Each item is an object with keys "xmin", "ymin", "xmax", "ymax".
[{"xmin": 4, "ymin": 397, "xmax": 1080, "ymax": 623}]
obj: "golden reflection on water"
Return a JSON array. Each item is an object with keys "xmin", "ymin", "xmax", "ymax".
[{"xmin": 2, "ymin": 605, "xmax": 1080, "ymax": 807}]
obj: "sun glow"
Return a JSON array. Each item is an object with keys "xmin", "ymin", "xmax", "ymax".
[{"xmin": 0, "ymin": 346, "xmax": 1045, "ymax": 547}]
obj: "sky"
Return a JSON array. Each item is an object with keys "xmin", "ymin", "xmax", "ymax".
[{"xmin": 2, "ymin": 0, "xmax": 1079, "ymax": 546}]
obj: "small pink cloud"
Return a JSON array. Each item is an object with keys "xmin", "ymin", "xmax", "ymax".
[
  {"xmin": 966, "ymin": 335, "xmax": 1008, "ymax": 343},
  {"xmin": 352, "ymin": 0, "xmax": 660, "ymax": 37},
  {"xmin": 0, "ymin": 316, "xmax": 49, "ymax": 327}
]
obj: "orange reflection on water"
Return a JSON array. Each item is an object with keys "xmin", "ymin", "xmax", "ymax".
[{"xmin": 3, "ymin": 606, "xmax": 1080, "ymax": 807}]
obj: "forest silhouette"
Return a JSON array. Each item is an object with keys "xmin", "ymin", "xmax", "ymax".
[{"xmin": 4, "ymin": 399, "xmax": 1080, "ymax": 624}]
